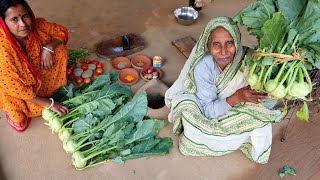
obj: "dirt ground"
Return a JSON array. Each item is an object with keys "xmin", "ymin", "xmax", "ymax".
[{"xmin": 1, "ymin": 0, "xmax": 320, "ymax": 179}]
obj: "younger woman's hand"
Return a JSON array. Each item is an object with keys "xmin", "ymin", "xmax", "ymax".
[
  {"xmin": 227, "ymin": 86, "xmax": 269, "ymax": 107},
  {"xmin": 49, "ymin": 101, "xmax": 69, "ymax": 116},
  {"xmin": 41, "ymin": 47, "xmax": 55, "ymax": 71}
]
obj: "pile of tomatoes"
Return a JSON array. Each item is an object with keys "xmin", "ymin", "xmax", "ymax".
[{"xmin": 66, "ymin": 59, "xmax": 104, "ymax": 85}]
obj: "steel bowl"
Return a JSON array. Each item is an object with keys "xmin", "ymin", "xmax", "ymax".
[{"xmin": 174, "ymin": 7, "xmax": 198, "ymax": 26}]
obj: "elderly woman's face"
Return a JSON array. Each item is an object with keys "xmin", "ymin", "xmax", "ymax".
[
  {"xmin": 4, "ymin": 4, "xmax": 32, "ymax": 41},
  {"xmin": 208, "ymin": 27, "xmax": 236, "ymax": 70}
]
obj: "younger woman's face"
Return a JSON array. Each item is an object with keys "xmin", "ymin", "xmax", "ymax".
[{"xmin": 4, "ymin": 4, "xmax": 32, "ymax": 40}]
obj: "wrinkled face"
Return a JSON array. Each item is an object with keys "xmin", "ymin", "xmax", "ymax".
[
  {"xmin": 4, "ymin": 4, "xmax": 32, "ymax": 40},
  {"xmin": 208, "ymin": 27, "xmax": 236, "ymax": 70}
]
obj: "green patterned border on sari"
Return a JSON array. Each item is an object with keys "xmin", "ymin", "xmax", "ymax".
[
  {"xmin": 179, "ymin": 133, "xmax": 271, "ymax": 164},
  {"xmin": 172, "ymin": 100, "xmax": 284, "ymax": 137}
]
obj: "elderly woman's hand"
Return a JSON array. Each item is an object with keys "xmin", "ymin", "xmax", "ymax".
[
  {"xmin": 227, "ymin": 86, "xmax": 269, "ymax": 107},
  {"xmin": 41, "ymin": 46, "xmax": 55, "ymax": 71}
]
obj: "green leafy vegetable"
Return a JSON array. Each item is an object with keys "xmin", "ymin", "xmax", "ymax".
[
  {"xmin": 43, "ymin": 71, "xmax": 173, "ymax": 170},
  {"xmin": 296, "ymin": 101, "xmax": 309, "ymax": 122},
  {"xmin": 68, "ymin": 47, "xmax": 89, "ymax": 66},
  {"xmin": 233, "ymin": 0, "xmax": 320, "ymax": 121},
  {"xmin": 279, "ymin": 165, "xmax": 297, "ymax": 178}
]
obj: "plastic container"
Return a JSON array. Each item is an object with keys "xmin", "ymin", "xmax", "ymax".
[{"xmin": 153, "ymin": 56, "xmax": 162, "ymax": 68}]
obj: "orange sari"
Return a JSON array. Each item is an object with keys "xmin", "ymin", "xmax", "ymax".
[{"xmin": 0, "ymin": 12, "xmax": 68, "ymax": 125}]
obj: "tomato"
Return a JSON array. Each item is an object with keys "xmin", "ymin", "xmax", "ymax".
[
  {"xmin": 66, "ymin": 69, "xmax": 73, "ymax": 76},
  {"xmin": 96, "ymin": 63, "xmax": 103, "ymax": 69},
  {"xmin": 81, "ymin": 64, "xmax": 89, "ymax": 71},
  {"xmin": 76, "ymin": 77, "xmax": 83, "ymax": 85},
  {"xmin": 83, "ymin": 77, "xmax": 91, "ymax": 84},
  {"xmin": 95, "ymin": 68, "xmax": 103, "ymax": 75},
  {"xmin": 92, "ymin": 72, "xmax": 100, "ymax": 79},
  {"xmin": 68, "ymin": 74, "xmax": 75, "ymax": 81},
  {"xmin": 91, "ymin": 60, "xmax": 99, "ymax": 65},
  {"xmin": 84, "ymin": 59, "xmax": 91, "ymax": 64},
  {"xmin": 67, "ymin": 64, "xmax": 75, "ymax": 70}
]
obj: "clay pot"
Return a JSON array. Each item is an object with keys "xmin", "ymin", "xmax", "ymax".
[
  {"xmin": 140, "ymin": 66, "xmax": 163, "ymax": 81},
  {"xmin": 131, "ymin": 55, "xmax": 152, "ymax": 70},
  {"xmin": 112, "ymin": 56, "xmax": 131, "ymax": 70},
  {"xmin": 118, "ymin": 68, "xmax": 139, "ymax": 85}
]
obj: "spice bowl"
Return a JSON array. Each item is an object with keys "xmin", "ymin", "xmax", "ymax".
[
  {"xmin": 118, "ymin": 68, "xmax": 139, "ymax": 85},
  {"xmin": 131, "ymin": 55, "xmax": 152, "ymax": 70},
  {"xmin": 111, "ymin": 56, "xmax": 131, "ymax": 70},
  {"xmin": 140, "ymin": 66, "xmax": 163, "ymax": 81}
]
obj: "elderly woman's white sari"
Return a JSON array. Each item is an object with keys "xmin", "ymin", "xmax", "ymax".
[{"xmin": 165, "ymin": 17, "xmax": 285, "ymax": 164}]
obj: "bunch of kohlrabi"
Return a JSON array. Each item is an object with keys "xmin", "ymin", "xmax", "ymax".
[{"xmin": 233, "ymin": 0, "xmax": 320, "ymax": 121}]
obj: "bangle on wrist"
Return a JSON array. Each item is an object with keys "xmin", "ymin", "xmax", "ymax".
[
  {"xmin": 46, "ymin": 98, "xmax": 54, "ymax": 109},
  {"xmin": 43, "ymin": 46, "xmax": 54, "ymax": 54}
]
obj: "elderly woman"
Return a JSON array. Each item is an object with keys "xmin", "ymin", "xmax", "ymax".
[
  {"xmin": 165, "ymin": 17, "xmax": 285, "ymax": 164},
  {"xmin": 0, "ymin": 0, "xmax": 69, "ymax": 132}
]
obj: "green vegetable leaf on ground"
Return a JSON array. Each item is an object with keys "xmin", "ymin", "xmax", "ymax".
[
  {"xmin": 279, "ymin": 165, "xmax": 297, "ymax": 178},
  {"xmin": 122, "ymin": 137, "xmax": 173, "ymax": 161},
  {"xmin": 130, "ymin": 170, "xmax": 136, "ymax": 176},
  {"xmin": 296, "ymin": 101, "xmax": 309, "ymax": 122}
]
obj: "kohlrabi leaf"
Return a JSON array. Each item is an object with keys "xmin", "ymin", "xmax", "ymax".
[
  {"xmin": 103, "ymin": 122, "xmax": 126, "ymax": 139},
  {"xmin": 260, "ymin": 12, "xmax": 287, "ymax": 50},
  {"xmin": 52, "ymin": 83, "xmax": 75, "ymax": 101},
  {"xmin": 296, "ymin": 101, "xmax": 309, "ymax": 122},
  {"xmin": 121, "ymin": 137, "xmax": 173, "ymax": 161},
  {"xmin": 276, "ymin": 0, "xmax": 307, "ymax": 24},
  {"xmin": 128, "ymin": 119, "xmax": 166, "ymax": 143},
  {"xmin": 93, "ymin": 83, "xmax": 133, "ymax": 100},
  {"xmin": 306, "ymin": 42, "xmax": 320, "ymax": 55},
  {"xmin": 287, "ymin": 29, "xmax": 298, "ymax": 45},
  {"xmin": 108, "ymin": 92, "xmax": 147, "ymax": 124},
  {"xmin": 279, "ymin": 165, "xmax": 297, "ymax": 178},
  {"xmin": 232, "ymin": 0, "xmax": 275, "ymax": 38},
  {"xmin": 130, "ymin": 138, "xmax": 160, "ymax": 154},
  {"xmin": 62, "ymin": 93, "xmax": 95, "ymax": 108},
  {"xmin": 303, "ymin": 31, "xmax": 320, "ymax": 45},
  {"xmin": 314, "ymin": 54, "xmax": 320, "ymax": 68},
  {"xmin": 80, "ymin": 73, "xmax": 112, "ymax": 94},
  {"xmin": 295, "ymin": 0, "xmax": 320, "ymax": 33},
  {"xmin": 72, "ymin": 114, "xmax": 101, "ymax": 134}
]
